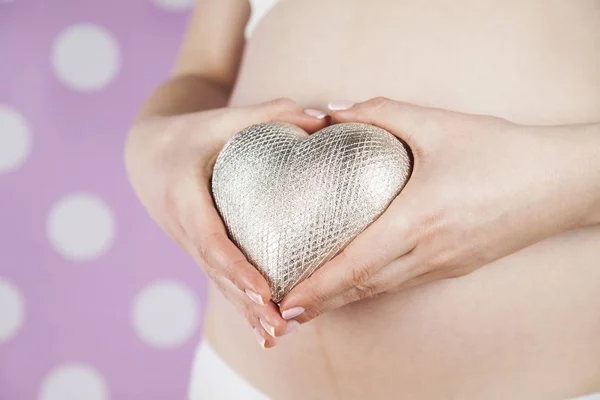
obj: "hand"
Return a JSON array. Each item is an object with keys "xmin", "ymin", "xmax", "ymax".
[
  {"xmin": 125, "ymin": 98, "xmax": 328, "ymax": 347},
  {"xmin": 279, "ymin": 97, "xmax": 592, "ymax": 323}
]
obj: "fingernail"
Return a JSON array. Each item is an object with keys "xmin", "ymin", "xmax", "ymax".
[
  {"xmin": 245, "ymin": 289, "xmax": 265, "ymax": 306},
  {"xmin": 260, "ymin": 318, "xmax": 276, "ymax": 338},
  {"xmin": 281, "ymin": 306, "xmax": 305, "ymax": 320},
  {"xmin": 303, "ymin": 108, "xmax": 327, "ymax": 119},
  {"xmin": 253, "ymin": 327, "xmax": 266, "ymax": 349},
  {"xmin": 284, "ymin": 320, "xmax": 300, "ymax": 335},
  {"xmin": 327, "ymin": 100, "xmax": 356, "ymax": 111}
]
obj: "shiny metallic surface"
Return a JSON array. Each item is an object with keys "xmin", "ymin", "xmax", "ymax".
[{"xmin": 211, "ymin": 122, "xmax": 412, "ymax": 303}]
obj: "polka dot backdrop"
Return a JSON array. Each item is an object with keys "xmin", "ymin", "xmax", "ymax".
[{"xmin": 0, "ymin": 1, "xmax": 207, "ymax": 399}]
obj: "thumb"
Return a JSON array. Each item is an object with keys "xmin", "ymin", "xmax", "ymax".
[
  {"xmin": 330, "ymin": 97, "xmax": 438, "ymax": 147},
  {"xmin": 279, "ymin": 195, "xmax": 417, "ymax": 316},
  {"xmin": 226, "ymin": 98, "xmax": 329, "ymax": 135}
]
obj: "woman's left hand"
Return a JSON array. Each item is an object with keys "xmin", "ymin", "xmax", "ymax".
[{"xmin": 278, "ymin": 97, "xmax": 597, "ymax": 323}]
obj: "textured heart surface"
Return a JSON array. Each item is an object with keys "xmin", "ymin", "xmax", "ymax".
[{"xmin": 211, "ymin": 122, "xmax": 412, "ymax": 302}]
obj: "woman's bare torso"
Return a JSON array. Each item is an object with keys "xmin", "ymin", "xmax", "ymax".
[{"xmin": 205, "ymin": 1, "xmax": 600, "ymax": 398}]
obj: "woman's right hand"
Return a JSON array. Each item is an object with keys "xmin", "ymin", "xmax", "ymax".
[{"xmin": 125, "ymin": 98, "xmax": 328, "ymax": 348}]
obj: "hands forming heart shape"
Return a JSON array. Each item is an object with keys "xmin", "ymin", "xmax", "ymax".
[
  {"xmin": 128, "ymin": 95, "xmax": 599, "ymax": 347},
  {"xmin": 214, "ymin": 97, "xmax": 598, "ymax": 329}
]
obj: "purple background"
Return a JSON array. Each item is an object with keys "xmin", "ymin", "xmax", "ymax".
[
  {"xmin": 0, "ymin": 1, "xmax": 208, "ymax": 399},
  {"xmin": 2, "ymin": 2, "xmax": 600, "ymax": 400}
]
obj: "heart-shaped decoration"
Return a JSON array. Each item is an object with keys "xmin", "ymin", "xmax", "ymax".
[{"xmin": 212, "ymin": 122, "xmax": 412, "ymax": 302}]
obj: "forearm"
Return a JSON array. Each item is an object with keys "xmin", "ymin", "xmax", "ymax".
[
  {"xmin": 136, "ymin": 73, "xmax": 231, "ymax": 120},
  {"xmin": 135, "ymin": 0, "xmax": 250, "ymax": 119}
]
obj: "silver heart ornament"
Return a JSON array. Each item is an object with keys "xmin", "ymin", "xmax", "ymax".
[{"xmin": 211, "ymin": 122, "xmax": 412, "ymax": 303}]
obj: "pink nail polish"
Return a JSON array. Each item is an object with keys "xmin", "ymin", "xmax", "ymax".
[
  {"xmin": 245, "ymin": 289, "xmax": 265, "ymax": 305},
  {"xmin": 253, "ymin": 327, "xmax": 266, "ymax": 349},
  {"xmin": 327, "ymin": 100, "xmax": 356, "ymax": 111},
  {"xmin": 281, "ymin": 306, "xmax": 305, "ymax": 320},
  {"xmin": 284, "ymin": 320, "xmax": 300, "ymax": 335},
  {"xmin": 303, "ymin": 108, "xmax": 327, "ymax": 119},
  {"xmin": 260, "ymin": 318, "xmax": 276, "ymax": 338}
]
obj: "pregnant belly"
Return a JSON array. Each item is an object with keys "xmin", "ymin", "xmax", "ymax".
[
  {"xmin": 205, "ymin": 228, "xmax": 600, "ymax": 399},
  {"xmin": 205, "ymin": 1, "xmax": 600, "ymax": 398}
]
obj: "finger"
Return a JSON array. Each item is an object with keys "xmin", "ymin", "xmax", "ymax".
[
  {"xmin": 242, "ymin": 98, "xmax": 329, "ymax": 133},
  {"xmin": 288, "ymin": 248, "xmax": 421, "ymax": 324},
  {"xmin": 177, "ymin": 184, "xmax": 273, "ymax": 305},
  {"xmin": 270, "ymin": 107, "xmax": 330, "ymax": 134},
  {"xmin": 291, "ymin": 251, "xmax": 431, "ymax": 324},
  {"xmin": 287, "ymin": 276, "xmax": 386, "ymax": 324},
  {"xmin": 329, "ymin": 96, "xmax": 442, "ymax": 148},
  {"xmin": 215, "ymin": 275, "xmax": 287, "ymax": 348},
  {"xmin": 289, "ymin": 243, "xmax": 478, "ymax": 325},
  {"xmin": 279, "ymin": 199, "xmax": 416, "ymax": 317},
  {"xmin": 387, "ymin": 263, "xmax": 475, "ymax": 293},
  {"xmin": 255, "ymin": 297, "xmax": 291, "ymax": 339},
  {"xmin": 350, "ymin": 250, "xmax": 427, "ymax": 295},
  {"xmin": 214, "ymin": 98, "xmax": 329, "ymax": 139},
  {"xmin": 343, "ymin": 251, "xmax": 468, "ymax": 299}
]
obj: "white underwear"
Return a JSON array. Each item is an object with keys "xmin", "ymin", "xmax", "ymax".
[
  {"xmin": 245, "ymin": 0, "xmax": 280, "ymax": 39},
  {"xmin": 188, "ymin": 340, "xmax": 600, "ymax": 400},
  {"xmin": 188, "ymin": 341, "xmax": 270, "ymax": 400}
]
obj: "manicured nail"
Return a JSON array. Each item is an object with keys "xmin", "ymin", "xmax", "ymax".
[
  {"xmin": 328, "ymin": 100, "xmax": 356, "ymax": 111},
  {"xmin": 245, "ymin": 289, "xmax": 265, "ymax": 305},
  {"xmin": 284, "ymin": 320, "xmax": 300, "ymax": 335},
  {"xmin": 281, "ymin": 306, "xmax": 305, "ymax": 320},
  {"xmin": 253, "ymin": 327, "xmax": 266, "ymax": 349},
  {"xmin": 303, "ymin": 108, "xmax": 327, "ymax": 119},
  {"xmin": 260, "ymin": 318, "xmax": 276, "ymax": 338}
]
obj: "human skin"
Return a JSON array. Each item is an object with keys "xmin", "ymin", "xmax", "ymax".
[
  {"xmin": 125, "ymin": 98, "xmax": 326, "ymax": 345},
  {"xmin": 127, "ymin": 0, "xmax": 600, "ymax": 398},
  {"xmin": 279, "ymin": 98, "xmax": 600, "ymax": 323},
  {"xmin": 125, "ymin": 0, "xmax": 330, "ymax": 347}
]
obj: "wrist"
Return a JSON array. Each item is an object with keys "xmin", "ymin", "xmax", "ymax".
[
  {"xmin": 125, "ymin": 116, "xmax": 176, "ymax": 183},
  {"xmin": 544, "ymin": 122, "xmax": 600, "ymax": 228},
  {"xmin": 575, "ymin": 123, "xmax": 600, "ymax": 226}
]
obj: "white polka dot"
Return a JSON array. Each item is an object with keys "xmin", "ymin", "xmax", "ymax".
[
  {"xmin": 133, "ymin": 280, "xmax": 199, "ymax": 348},
  {"xmin": 153, "ymin": 0, "xmax": 195, "ymax": 12},
  {"xmin": 52, "ymin": 23, "xmax": 120, "ymax": 91},
  {"xmin": 0, "ymin": 278, "xmax": 25, "ymax": 343},
  {"xmin": 39, "ymin": 363, "xmax": 108, "ymax": 400},
  {"xmin": 0, "ymin": 106, "xmax": 32, "ymax": 174},
  {"xmin": 47, "ymin": 193, "xmax": 116, "ymax": 261}
]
